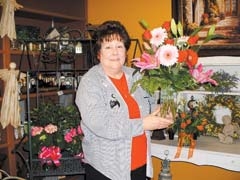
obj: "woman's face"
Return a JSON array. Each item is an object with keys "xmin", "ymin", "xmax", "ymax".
[{"xmin": 98, "ymin": 39, "xmax": 126, "ymax": 74}]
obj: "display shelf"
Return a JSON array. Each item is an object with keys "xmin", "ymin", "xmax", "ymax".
[
  {"xmin": 10, "ymin": 50, "xmax": 22, "ymax": 55},
  {"xmin": 24, "ymin": 47, "xmax": 88, "ymax": 179},
  {"xmin": 179, "ymin": 90, "xmax": 240, "ymax": 96},
  {"xmin": 0, "ymin": 1, "xmax": 88, "ymax": 176},
  {"xmin": 1, "ymin": 85, "xmax": 83, "ymax": 103},
  {"xmin": 16, "ymin": 8, "xmax": 84, "ymax": 23},
  {"xmin": 0, "ymin": 143, "xmax": 8, "ymax": 149},
  {"xmin": 16, "ymin": 0, "xmax": 87, "ymax": 23},
  {"xmin": 19, "ymin": 89, "xmax": 76, "ymax": 100},
  {"xmin": 151, "ymin": 136, "xmax": 240, "ymax": 172}
]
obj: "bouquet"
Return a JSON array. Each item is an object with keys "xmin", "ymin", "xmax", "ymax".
[{"xmin": 131, "ymin": 19, "xmax": 219, "ymax": 118}]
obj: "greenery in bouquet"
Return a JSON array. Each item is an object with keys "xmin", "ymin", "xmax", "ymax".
[
  {"xmin": 203, "ymin": 70, "xmax": 240, "ymax": 93},
  {"xmin": 30, "ymin": 102, "xmax": 83, "ymax": 167},
  {"xmin": 131, "ymin": 19, "xmax": 219, "ymax": 118}
]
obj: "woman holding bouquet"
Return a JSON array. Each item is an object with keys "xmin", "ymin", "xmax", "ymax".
[{"xmin": 75, "ymin": 20, "xmax": 173, "ymax": 180}]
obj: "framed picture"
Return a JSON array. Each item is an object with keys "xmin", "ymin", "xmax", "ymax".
[{"xmin": 171, "ymin": 0, "xmax": 240, "ymax": 57}]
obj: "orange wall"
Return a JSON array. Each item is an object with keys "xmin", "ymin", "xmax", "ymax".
[
  {"xmin": 87, "ymin": 1, "xmax": 240, "ymax": 180},
  {"xmin": 87, "ymin": 0, "xmax": 171, "ymax": 65},
  {"xmin": 88, "ymin": 0, "xmax": 171, "ymax": 39}
]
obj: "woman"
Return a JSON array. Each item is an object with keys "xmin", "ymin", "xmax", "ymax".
[{"xmin": 75, "ymin": 20, "xmax": 173, "ymax": 180}]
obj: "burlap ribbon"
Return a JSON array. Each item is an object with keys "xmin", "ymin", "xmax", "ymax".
[{"xmin": 174, "ymin": 132, "xmax": 196, "ymax": 159}]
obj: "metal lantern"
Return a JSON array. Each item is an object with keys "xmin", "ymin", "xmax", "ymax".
[{"xmin": 159, "ymin": 150, "xmax": 172, "ymax": 180}]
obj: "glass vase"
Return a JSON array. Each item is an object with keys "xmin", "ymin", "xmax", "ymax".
[{"xmin": 160, "ymin": 87, "xmax": 177, "ymax": 120}]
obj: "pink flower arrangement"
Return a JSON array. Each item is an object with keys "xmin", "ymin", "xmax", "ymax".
[
  {"xmin": 31, "ymin": 123, "xmax": 84, "ymax": 167},
  {"xmin": 30, "ymin": 103, "xmax": 84, "ymax": 167}
]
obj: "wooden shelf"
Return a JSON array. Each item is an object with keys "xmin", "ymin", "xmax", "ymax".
[
  {"xmin": 1, "ymin": 89, "xmax": 77, "ymax": 102},
  {"xmin": 15, "ymin": 7, "xmax": 84, "ymax": 23},
  {"xmin": 10, "ymin": 49, "xmax": 23, "ymax": 55},
  {"xmin": 19, "ymin": 89, "xmax": 76, "ymax": 100},
  {"xmin": 0, "ymin": 143, "xmax": 8, "ymax": 149}
]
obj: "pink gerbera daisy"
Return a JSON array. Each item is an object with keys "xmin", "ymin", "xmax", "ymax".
[
  {"xmin": 150, "ymin": 27, "xmax": 168, "ymax": 47},
  {"xmin": 155, "ymin": 44, "xmax": 178, "ymax": 67}
]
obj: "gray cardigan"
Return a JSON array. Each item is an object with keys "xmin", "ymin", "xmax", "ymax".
[{"xmin": 75, "ymin": 64, "xmax": 155, "ymax": 180}]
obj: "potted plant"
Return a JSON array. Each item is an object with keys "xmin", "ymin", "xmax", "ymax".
[{"xmin": 29, "ymin": 102, "xmax": 84, "ymax": 168}]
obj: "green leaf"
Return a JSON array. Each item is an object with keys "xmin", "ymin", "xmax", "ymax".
[
  {"xmin": 190, "ymin": 26, "xmax": 203, "ymax": 36},
  {"xmin": 207, "ymin": 25, "xmax": 216, "ymax": 36},
  {"xmin": 170, "ymin": 19, "xmax": 177, "ymax": 36},
  {"xmin": 139, "ymin": 19, "xmax": 149, "ymax": 29},
  {"xmin": 203, "ymin": 34, "xmax": 226, "ymax": 43},
  {"xmin": 177, "ymin": 21, "xmax": 183, "ymax": 37}
]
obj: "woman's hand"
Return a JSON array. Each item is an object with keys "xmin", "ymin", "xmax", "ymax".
[{"xmin": 143, "ymin": 106, "xmax": 174, "ymax": 131}]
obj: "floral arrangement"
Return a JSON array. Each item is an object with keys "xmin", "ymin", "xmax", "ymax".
[
  {"xmin": 131, "ymin": 19, "xmax": 219, "ymax": 118},
  {"xmin": 172, "ymin": 97, "xmax": 209, "ymax": 159},
  {"xmin": 132, "ymin": 19, "xmax": 218, "ymax": 94},
  {"xmin": 30, "ymin": 102, "xmax": 84, "ymax": 167},
  {"xmin": 172, "ymin": 100, "xmax": 208, "ymax": 140},
  {"xmin": 173, "ymin": 109, "xmax": 208, "ymax": 137},
  {"xmin": 131, "ymin": 19, "xmax": 221, "ymax": 158}
]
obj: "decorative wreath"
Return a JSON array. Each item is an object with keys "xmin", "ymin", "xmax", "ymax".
[{"xmin": 200, "ymin": 94, "xmax": 240, "ymax": 138}]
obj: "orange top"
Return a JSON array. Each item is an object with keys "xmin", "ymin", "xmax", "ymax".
[{"xmin": 110, "ymin": 74, "xmax": 147, "ymax": 170}]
